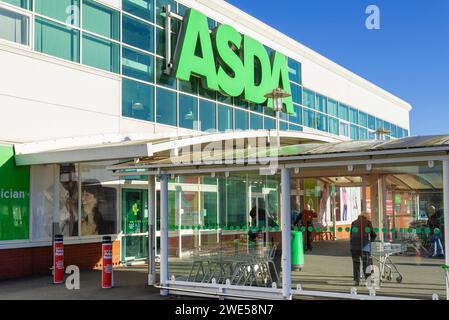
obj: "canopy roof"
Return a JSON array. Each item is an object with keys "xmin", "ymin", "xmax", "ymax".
[{"xmin": 110, "ymin": 135, "xmax": 449, "ymax": 172}]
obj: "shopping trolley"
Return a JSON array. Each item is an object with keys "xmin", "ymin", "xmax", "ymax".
[{"xmin": 371, "ymin": 242, "xmax": 407, "ymax": 284}]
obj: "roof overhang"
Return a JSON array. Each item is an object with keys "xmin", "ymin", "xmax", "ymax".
[{"xmin": 14, "ymin": 130, "xmax": 342, "ymax": 166}]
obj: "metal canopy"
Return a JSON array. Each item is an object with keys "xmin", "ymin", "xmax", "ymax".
[
  {"xmin": 109, "ymin": 135, "xmax": 449, "ymax": 173},
  {"xmin": 14, "ymin": 130, "xmax": 338, "ymax": 166}
]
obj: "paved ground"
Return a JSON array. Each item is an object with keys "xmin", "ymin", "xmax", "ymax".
[
  {"xmin": 294, "ymin": 240, "xmax": 447, "ymax": 299},
  {"xmin": 0, "ymin": 240, "xmax": 446, "ymax": 300},
  {"xmin": 0, "ymin": 268, "xmax": 186, "ymax": 300}
]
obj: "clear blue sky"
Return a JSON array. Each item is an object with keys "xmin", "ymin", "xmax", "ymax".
[{"xmin": 226, "ymin": 0, "xmax": 449, "ymax": 136}]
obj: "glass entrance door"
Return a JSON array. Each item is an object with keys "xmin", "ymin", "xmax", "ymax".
[{"xmin": 122, "ymin": 189, "xmax": 148, "ymax": 263}]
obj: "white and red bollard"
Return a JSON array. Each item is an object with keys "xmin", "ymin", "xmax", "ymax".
[
  {"xmin": 102, "ymin": 236, "xmax": 114, "ymax": 288},
  {"xmin": 53, "ymin": 234, "xmax": 64, "ymax": 284}
]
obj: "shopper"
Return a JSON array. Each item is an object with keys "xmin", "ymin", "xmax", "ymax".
[
  {"xmin": 294, "ymin": 203, "xmax": 317, "ymax": 252},
  {"xmin": 428, "ymin": 206, "xmax": 445, "ymax": 258},
  {"xmin": 350, "ymin": 212, "xmax": 377, "ymax": 286}
]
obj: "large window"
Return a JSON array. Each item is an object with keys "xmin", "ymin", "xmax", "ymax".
[
  {"xmin": 368, "ymin": 115, "xmax": 376, "ymax": 130},
  {"xmin": 264, "ymin": 117, "xmax": 276, "ymax": 130},
  {"xmin": 291, "ymin": 83, "xmax": 302, "ymax": 105},
  {"xmin": 316, "ymin": 113, "xmax": 328, "ymax": 132},
  {"xmin": 316, "ymin": 94, "xmax": 327, "ymax": 113},
  {"xmin": 250, "ymin": 113, "xmax": 263, "ymax": 130},
  {"xmin": 289, "ymin": 105, "xmax": 302, "ymax": 125},
  {"xmin": 303, "ymin": 109, "xmax": 315, "ymax": 129},
  {"xmin": 199, "ymin": 99, "xmax": 216, "ymax": 132},
  {"xmin": 360, "ymin": 128, "xmax": 368, "ymax": 140},
  {"xmin": 122, "ymin": 14, "xmax": 153, "ymax": 52},
  {"xmin": 2, "ymin": 0, "xmax": 31, "ymax": 10},
  {"xmin": 122, "ymin": 46, "xmax": 154, "ymax": 82},
  {"xmin": 234, "ymin": 108, "xmax": 249, "ymax": 130},
  {"xmin": 80, "ymin": 162, "xmax": 118, "ymax": 236},
  {"xmin": 156, "ymin": 57, "xmax": 176, "ymax": 88},
  {"xmin": 350, "ymin": 124, "xmax": 359, "ymax": 140},
  {"xmin": 35, "ymin": 0, "xmax": 80, "ymax": 26},
  {"xmin": 329, "ymin": 117, "xmax": 339, "ymax": 135},
  {"xmin": 349, "ymin": 107, "xmax": 358, "ymax": 124},
  {"xmin": 340, "ymin": 122, "xmax": 349, "ymax": 137},
  {"xmin": 338, "ymin": 103, "xmax": 349, "ymax": 121},
  {"xmin": 35, "ymin": 17, "xmax": 80, "ymax": 62},
  {"xmin": 156, "ymin": 87, "xmax": 177, "ymax": 126},
  {"xmin": 83, "ymin": 0, "xmax": 119, "ymax": 40},
  {"xmin": 218, "ymin": 104, "xmax": 233, "ymax": 132},
  {"xmin": 327, "ymin": 99, "xmax": 338, "ymax": 117},
  {"xmin": 359, "ymin": 111, "xmax": 368, "ymax": 128},
  {"xmin": 0, "ymin": 6, "xmax": 29, "ymax": 46},
  {"xmin": 303, "ymin": 89, "xmax": 315, "ymax": 109},
  {"xmin": 122, "ymin": 78, "xmax": 154, "ymax": 121},
  {"xmin": 123, "ymin": 0, "xmax": 154, "ymax": 22},
  {"xmin": 82, "ymin": 33, "xmax": 119, "ymax": 73},
  {"xmin": 179, "ymin": 94, "xmax": 198, "ymax": 130},
  {"xmin": 288, "ymin": 58, "xmax": 301, "ymax": 83}
]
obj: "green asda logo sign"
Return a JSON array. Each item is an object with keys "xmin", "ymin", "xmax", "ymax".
[{"xmin": 174, "ymin": 9, "xmax": 294, "ymax": 114}]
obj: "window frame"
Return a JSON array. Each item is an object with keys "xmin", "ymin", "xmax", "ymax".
[{"xmin": 0, "ymin": 2, "xmax": 32, "ymax": 50}]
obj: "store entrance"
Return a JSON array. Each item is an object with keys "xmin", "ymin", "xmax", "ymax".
[{"xmin": 121, "ymin": 189, "xmax": 148, "ymax": 263}]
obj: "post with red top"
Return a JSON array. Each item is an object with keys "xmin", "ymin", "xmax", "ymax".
[
  {"xmin": 53, "ymin": 234, "xmax": 64, "ymax": 284},
  {"xmin": 102, "ymin": 236, "xmax": 114, "ymax": 288}
]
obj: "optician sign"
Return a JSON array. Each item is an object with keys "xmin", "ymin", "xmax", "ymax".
[
  {"xmin": 174, "ymin": 9, "xmax": 294, "ymax": 114},
  {"xmin": 0, "ymin": 146, "xmax": 29, "ymax": 241}
]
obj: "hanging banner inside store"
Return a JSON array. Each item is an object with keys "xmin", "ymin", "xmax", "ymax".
[
  {"xmin": 0, "ymin": 145, "xmax": 30, "ymax": 241},
  {"xmin": 174, "ymin": 8, "xmax": 294, "ymax": 114}
]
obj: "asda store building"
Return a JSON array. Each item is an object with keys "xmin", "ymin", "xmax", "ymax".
[{"xmin": 2, "ymin": 0, "xmax": 446, "ymax": 301}]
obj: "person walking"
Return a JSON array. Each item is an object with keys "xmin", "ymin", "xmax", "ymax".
[
  {"xmin": 350, "ymin": 212, "xmax": 377, "ymax": 286},
  {"xmin": 428, "ymin": 206, "xmax": 445, "ymax": 258}
]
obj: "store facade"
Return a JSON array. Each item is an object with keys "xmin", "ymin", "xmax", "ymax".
[{"xmin": 3, "ymin": 0, "xmax": 445, "ymax": 300}]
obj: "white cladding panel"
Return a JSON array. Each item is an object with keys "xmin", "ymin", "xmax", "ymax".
[{"xmin": 0, "ymin": 48, "xmax": 121, "ymax": 142}]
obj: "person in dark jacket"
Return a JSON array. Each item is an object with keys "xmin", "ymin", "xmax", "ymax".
[
  {"xmin": 294, "ymin": 203, "xmax": 317, "ymax": 251},
  {"xmin": 350, "ymin": 213, "xmax": 377, "ymax": 286},
  {"xmin": 428, "ymin": 206, "xmax": 445, "ymax": 257}
]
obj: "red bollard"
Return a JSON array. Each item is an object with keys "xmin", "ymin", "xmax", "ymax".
[
  {"xmin": 53, "ymin": 234, "xmax": 64, "ymax": 284},
  {"xmin": 102, "ymin": 236, "xmax": 114, "ymax": 288}
]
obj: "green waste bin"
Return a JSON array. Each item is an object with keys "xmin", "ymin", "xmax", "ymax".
[{"xmin": 291, "ymin": 231, "xmax": 304, "ymax": 271}]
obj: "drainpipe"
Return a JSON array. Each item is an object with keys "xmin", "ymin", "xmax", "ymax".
[
  {"xmin": 281, "ymin": 167, "xmax": 292, "ymax": 300},
  {"xmin": 148, "ymin": 175, "xmax": 156, "ymax": 286},
  {"xmin": 160, "ymin": 174, "xmax": 169, "ymax": 296}
]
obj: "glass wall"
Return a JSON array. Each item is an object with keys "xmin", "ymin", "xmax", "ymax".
[
  {"xmin": 292, "ymin": 162, "xmax": 446, "ymax": 299},
  {"xmin": 166, "ymin": 173, "xmax": 283, "ymax": 289}
]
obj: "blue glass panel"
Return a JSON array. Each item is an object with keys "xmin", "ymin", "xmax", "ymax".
[
  {"xmin": 316, "ymin": 94, "xmax": 327, "ymax": 113},
  {"xmin": 122, "ymin": 15, "xmax": 153, "ymax": 52},
  {"xmin": 250, "ymin": 113, "xmax": 263, "ymax": 130},
  {"xmin": 288, "ymin": 58, "xmax": 301, "ymax": 83},
  {"xmin": 218, "ymin": 104, "xmax": 233, "ymax": 132},
  {"xmin": 368, "ymin": 115, "xmax": 376, "ymax": 130},
  {"xmin": 359, "ymin": 111, "xmax": 368, "ymax": 128},
  {"xmin": 179, "ymin": 94, "xmax": 198, "ymax": 130},
  {"xmin": 317, "ymin": 113, "xmax": 328, "ymax": 132},
  {"xmin": 338, "ymin": 104, "xmax": 349, "ymax": 121},
  {"xmin": 122, "ymin": 78, "xmax": 154, "ymax": 121},
  {"xmin": 234, "ymin": 108, "xmax": 249, "ymax": 130},
  {"xmin": 123, "ymin": 0, "xmax": 153, "ymax": 22},
  {"xmin": 122, "ymin": 46, "xmax": 153, "ymax": 82},
  {"xmin": 156, "ymin": 87, "xmax": 176, "ymax": 126},
  {"xmin": 329, "ymin": 117, "xmax": 339, "ymax": 135},
  {"xmin": 199, "ymin": 99, "xmax": 216, "ymax": 132},
  {"xmin": 264, "ymin": 117, "xmax": 276, "ymax": 130}
]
